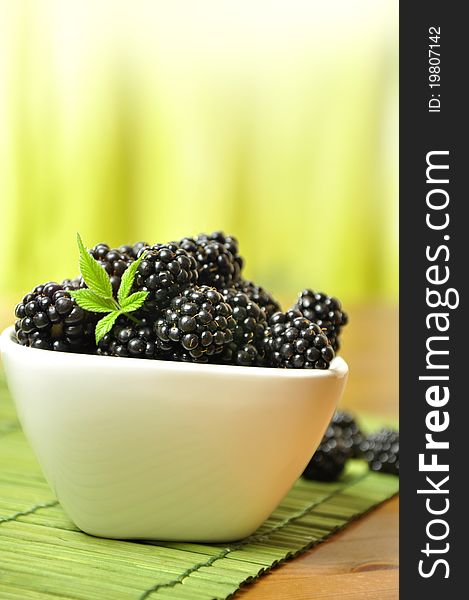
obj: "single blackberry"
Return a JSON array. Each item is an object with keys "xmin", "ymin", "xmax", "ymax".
[
  {"xmin": 218, "ymin": 289, "xmax": 267, "ymax": 366},
  {"xmin": 178, "ymin": 231, "xmax": 243, "ymax": 290},
  {"xmin": 302, "ymin": 425, "xmax": 351, "ymax": 482},
  {"xmin": 331, "ymin": 411, "xmax": 364, "ymax": 458},
  {"xmin": 265, "ymin": 310, "xmax": 335, "ymax": 369},
  {"xmin": 235, "ymin": 280, "xmax": 281, "ymax": 320},
  {"xmin": 293, "ymin": 290, "xmax": 348, "ymax": 351},
  {"xmin": 97, "ymin": 315, "xmax": 157, "ymax": 359},
  {"xmin": 89, "ymin": 243, "xmax": 134, "ymax": 296},
  {"xmin": 14, "ymin": 282, "xmax": 96, "ymax": 352},
  {"xmin": 133, "ymin": 243, "xmax": 198, "ymax": 312},
  {"xmin": 360, "ymin": 428, "xmax": 399, "ymax": 476},
  {"xmin": 155, "ymin": 286, "xmax": 236, "ymax": 363}
]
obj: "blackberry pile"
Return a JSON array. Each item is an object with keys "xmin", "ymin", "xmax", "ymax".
[
  {"xmin": 133, "ymin": 243, "xmax": 198, "ymax": 312},
  {"xmin": 14, "ymin": 282, "xmax": 96, "ymax": 352},
  {"xmin": 13, "ymin": 230, "xmax": 349, "ymax": 372},
  {"xmin": 360, "ymin": 429, "xmax": 399, "ymax": 475},
  {"xmin": 179, "ymin": 232, "xmax": 243, "ymax": 290},
  {"xmin": 293, "ymin": 289, "xmax": 348, "ymax": 351},
  {"xmin": 265, "ymin": 310, "xmax": 335, "ymax": 369},
  {"xmin": 219, "ymin": 289, "xmax": 268, "ymax": 366},
  {"xmin": 154, "ymin": 286, "xmax": 236, "ymax": 363}
]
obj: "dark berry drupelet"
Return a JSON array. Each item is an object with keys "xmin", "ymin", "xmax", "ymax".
[
  {"xmin": 302, "ymin": 425, "xmax": 352, "ymax": 482},
  {"xmin": 154, "ymin": 286, "xmax": 236, "ymax": 363},
  {"xmin": 331, "ymin": 411, "xmax": 364, "ymax": 458},
  {"xmin": 265, "ymin": 310, "xmax": 335, "ymax": 369},
  {"xmin": 360, "ymin": 429, "xmax": 399, "ymax": 476},
  {"xmin": 61, "ymin": 277, "xmax": 85, "ymax": 291},
  {"xmin": 234, "ymin": 280, "xmax": 281, "ymax": 321},
  {"xmin": 89, "ymin": 243, "xmax": 134, "ymax": 296},
  {"xmin": 133, "ymin": 243, "xmax": 199, "ymax": 312},
  {"xmin": 293, "ymin": 290, "xmax": 348, "ymax": 352},
  {"xmin": 118, "ymin": 241, "xmax": 149, "ymax": 260},
  {"xmin": 97, "ymin": 314, "xmax": 157, "ymax": 359},
  {"xmin": 218, "ymin": 289, "xmax": 268, "ymax": 366},
  {"xmin": 178, "ymin": 231, "xmax": 243, "ymax": 290},
  {"xmin": 14, "ymin": 282, "xmax": 96, "ymax": 352}
]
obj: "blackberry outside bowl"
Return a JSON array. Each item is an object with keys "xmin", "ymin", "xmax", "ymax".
[{"xmin": 0, "ymin": 325, "xmax": 348, "ymax": 542}]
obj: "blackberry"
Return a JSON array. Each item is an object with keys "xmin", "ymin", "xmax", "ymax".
[
  {"xmin": 97, "ymin": 315, "xmax": 157, "ymax": 359},
  {"xmin": 155, "ymin": 286, "xmax": 236, "ymax": 363},
  {"xmin": 14, "ymin": 282, "xmax": 96, "ymax": 352},
  {"xmin": 89, "ymin": 243, "xmax": 134, "ymax": 296},
  {"xmin": 302, "ymin": 425, "xmax": 351, "ymax": 482},
  {"xmin": 265, "ymin": 310, "xmax": 335, "ymax": 369},
  {"xmin": 293, "ymin": 290, "xmax": 348, "ymax": 351},
  {"xmin": 235, "ymin": 280, "xmax": 281, "ymax": 321},
  {"xmin": 133, "ymin": 243, "xmax": 199, "ymax": 312},
  {"xmin": 360, "ymin": 428, "xmax": 399, "ymax": 476},
  {"xmin": 179, "ymin": 231, "xmax": 243, "ymax": 290},
  {"xmin": 218, "ymin": 289, "xmax": 268, "ymax": 366},
  {"xmin": 331, "ymin": 411, "xmax": 364, "ymax": 458}
]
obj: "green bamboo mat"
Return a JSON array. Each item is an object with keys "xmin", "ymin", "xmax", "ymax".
[{"xmin": 0, "ymin": 373, "xmax": 398, "ymax": 600}]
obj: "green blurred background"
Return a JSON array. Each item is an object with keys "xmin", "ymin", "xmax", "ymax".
[{"xmin": 0, "ymin": 0, "xmax": 397, "ymax": 307}]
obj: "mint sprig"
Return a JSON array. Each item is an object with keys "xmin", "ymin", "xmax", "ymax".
[{"xmin": 70, "ymin": 234, "xmax": 148, "ymax": 344}]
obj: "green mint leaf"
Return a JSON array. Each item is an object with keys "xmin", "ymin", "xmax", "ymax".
[
  {"xmin": 120, "ymin": 291, "xmax": 149, "ymax": 312},
  {"xmin": 95, "ymin": 311, "xmax": 121, "ymax": 344},
  {"xmin": 117, "ymin": 250, "xmax": 147, "ymax": 305},
  {"xmin": 70, "ymin": 289, "xmax": 117, "ymax": 313},
  {"xmin": 77, "ymin": 233, "xmax": 113, "ymax": 299}
]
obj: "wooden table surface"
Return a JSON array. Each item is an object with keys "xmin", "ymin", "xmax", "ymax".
[
  {"xmin": 0, "ymin": 301, "xmax": 399, "ymax": 599},
  {"xmin": 240, "ymin": 304, "xmax": 399, "ymax": 600}
]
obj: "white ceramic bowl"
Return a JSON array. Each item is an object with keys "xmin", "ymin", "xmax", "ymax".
[{"xmin": 0, "ymin": 325, "xmax": 348, "ymax": 542}]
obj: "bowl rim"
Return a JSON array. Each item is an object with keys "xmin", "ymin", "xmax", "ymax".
[{"xmin": 0, "ymin": 325, "xmax": 348, "ymax": 379}]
